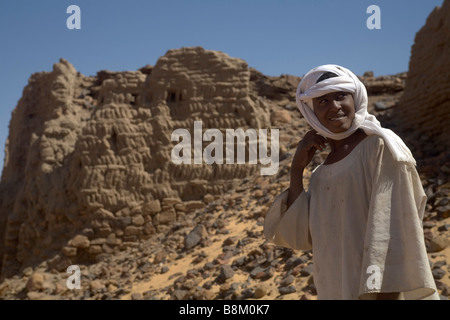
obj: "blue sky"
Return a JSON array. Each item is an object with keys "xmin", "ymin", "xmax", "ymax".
[{"xmin": 0, "ymin": 0, "xmax": 444, "ymax": 172}]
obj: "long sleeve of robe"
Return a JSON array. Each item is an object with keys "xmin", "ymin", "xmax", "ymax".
[{"xmin": 264, "ymin": 135, "xmax": 439, "ymax": 300}]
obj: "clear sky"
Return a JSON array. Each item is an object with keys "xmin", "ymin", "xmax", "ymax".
[{"xmin": 0, "ymin": 0, "xmax": 444, "ymax": 172}]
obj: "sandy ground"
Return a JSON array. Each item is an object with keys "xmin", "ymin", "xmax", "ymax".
[{"xmin": 121, "ymin": 207, "xmax": 316, "ymax": 300}]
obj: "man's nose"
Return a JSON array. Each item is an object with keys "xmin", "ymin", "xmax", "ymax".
[{"xmin": 328, "ymin": 99, "xmax": 341, "ymax": 111}]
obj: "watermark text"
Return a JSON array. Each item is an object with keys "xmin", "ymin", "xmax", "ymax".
[
  {"xmin": 171, "ymin": 121, "xmax": 279, "ymax": 175},
  {"xmin": 366, "ymin": 264, "xmax": 381, "ymax": 290},
  {"xmin": 366, "ymin": 5, "xmax": 381, "ymax": 30},
  {"xmin": 66, "ymin": 265, "xmax": 81, "ymax": 289},
  {"xmin": 67, "ymin": 5, "xmax": 81, "ymax": 30}
]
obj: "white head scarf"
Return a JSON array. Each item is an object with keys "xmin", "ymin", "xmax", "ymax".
[{"xmin": 296, "ymin": 64, "xmax": 416, "ymax": 165}]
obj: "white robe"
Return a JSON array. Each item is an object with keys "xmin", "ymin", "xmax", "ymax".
[{"xmin": 264, "ymin": 135, "xmax": 439, "ymax": 300}]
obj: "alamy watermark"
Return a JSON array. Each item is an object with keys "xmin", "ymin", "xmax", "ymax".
[
  {"xmin": 366, "ymin": 5, "xmax": 381, "ymax": 30},
  {"xmin": 66, "ymin": 5, "xmax": 380, "ymax": 31},
  {"xmin": 366, "ymin": 265, "xmax": 381, "ymax": 291},
  {"xmin": 66, "ymin": 265, "xmax": 81, "ymax": 289},
  {"xmin": 171, "ymin": 121, "xmax": 279, "ymax": 176},
  {"xmin": 66, "ymin": 5, "xmax": 81, "ymax": 30}
]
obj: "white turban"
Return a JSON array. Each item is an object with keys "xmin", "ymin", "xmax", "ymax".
[{"xmin": 296, "ymin": 64, "xmax": 416, "ymax": 165}]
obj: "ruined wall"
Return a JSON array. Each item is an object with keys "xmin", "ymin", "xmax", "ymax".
[
  {"xmin": 395, "ymin": 0, "xmax": 450, "ymax": 149},
  {"xmin": 0, "ymin": 47, "xmax": 271, "ymax": 277}
]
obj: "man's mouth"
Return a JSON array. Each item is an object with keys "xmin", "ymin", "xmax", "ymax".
[{"xmin": 329, "ymin": 113, "xmax": 346, "ymax": 121}]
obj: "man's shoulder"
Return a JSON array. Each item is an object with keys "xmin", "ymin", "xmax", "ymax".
[
  {"xmin": 362, "ymin": 134, "xmax": 384, "ymax": 148},
  {"xmin": 359, "ymin": 134, "xmax": 385, "ymax": 155},
  {"xmin": 357, "ymin": 135, "xmax": 389, "ymax": 167}
]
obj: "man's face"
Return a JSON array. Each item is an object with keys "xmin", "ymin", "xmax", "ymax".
[{"xmin": 312, "ymin": 91, "xmax": 355, "ymax": 133}]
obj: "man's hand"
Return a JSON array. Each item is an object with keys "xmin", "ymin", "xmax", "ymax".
[
  {"xmin": 287, "ymin": 130, "xmax": 327, "ymax": 208},
  {"xmin": 291, "ymin": 130, "xmax": 327, "ymax": 170}
]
